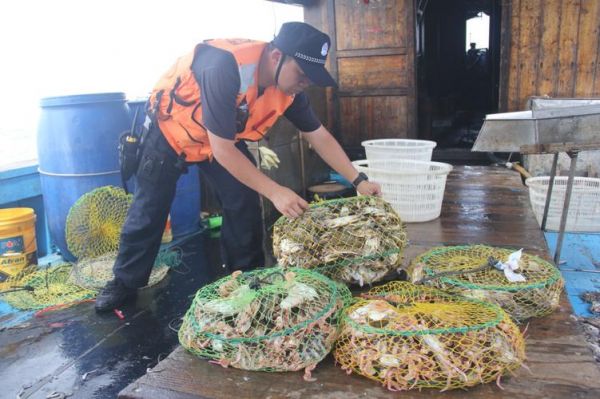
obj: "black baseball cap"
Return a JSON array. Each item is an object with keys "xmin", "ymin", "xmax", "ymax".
[{"xmin": 272, "ymin": 22, "xmax": 337, "ymax": 87}]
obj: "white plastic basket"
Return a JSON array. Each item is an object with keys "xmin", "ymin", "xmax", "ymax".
[
  {"xmin": 526, "ymin": 176, "xmax": 600, "ymax": 232},
  {"xmin": 353, "ymin": 159, "xmax": 453, "ymax": 222},
  {"xmin": 362, "ymin": 139, "xmax": 437, "ymax": 162}
]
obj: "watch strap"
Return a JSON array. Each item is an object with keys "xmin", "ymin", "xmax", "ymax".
[{"xmin": 352, "ymin": 172, "xmax": 369, "ymax": 188}]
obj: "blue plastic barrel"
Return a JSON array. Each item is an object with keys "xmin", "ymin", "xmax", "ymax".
[
  {"xmin": 126, "ymin": 99, "xmax": 201, "ymax": 238},
  {"xmin": 38, "ymin": 93, "xmax": 130, "ymax": 261},
  {"xmin": 170, "ymin": 167, "xmax": 201, "ymax": 238}
]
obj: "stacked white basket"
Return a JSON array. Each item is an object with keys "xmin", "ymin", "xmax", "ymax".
[
  {"xmin": 526, "ymin": 176, "xmax": 600, "ymax": 232},
  {"xmin": 362, "ymin": 139, "xmax": 437, "ymax": 162},
  {"xmin": 357, "ymin": 139, "xmax": 452, "ymax": 222}
]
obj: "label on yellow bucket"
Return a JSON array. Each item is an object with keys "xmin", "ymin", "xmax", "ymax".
[
  {"xmin": 0, "ymin": 235, "xmax": 37, "ymax": 286},
  {"xmin": 0, "ymin": 208, "xmax": 38, "ymax": 290},
  {"xmin": 1, "ymin": 235, "xmax": 24, "ymax": 253},
  {"xmin": 0, "ymin": 253, "xmax": 27, "ymax": 281}
]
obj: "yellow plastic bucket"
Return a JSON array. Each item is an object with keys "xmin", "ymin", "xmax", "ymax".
[{"xmin": 0, "ymin": 208, "xmax": 37, "ymax": 290}]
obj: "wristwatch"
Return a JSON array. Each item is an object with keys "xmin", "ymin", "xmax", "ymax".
[{"xmin": 352, "ymin": 172, "xmax": 369, "ymax": 188}]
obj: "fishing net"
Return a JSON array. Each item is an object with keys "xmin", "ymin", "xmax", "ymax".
[
  {"xmin": 334, "ymin": 281, "xmax": 526, "ymax": 391},
  {"xmin": 0, "ymin": 263, "xmax": 96, "ymax": 310},
  {"xmin": 408, "ymin": 245, "xmax": 564, "ymax": 321},
  {"xmin": 179, "ymin": 267, "xmax": 351, "ymax": 376},
  {"xmin": 69, "ymin": 248, "xmax": 181, "ymax": 290},
  {"xmin": 65, "ymin": 186, "xmax": 133, "ymax": 259},
  {"xmin": 273, "ymin": 196, "xmax": 407, "ymax": 286}
]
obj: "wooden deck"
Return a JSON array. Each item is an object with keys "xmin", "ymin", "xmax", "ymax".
[{"xmin": 119, "ymin": 166, "xmax": 600, "ymax": 399}]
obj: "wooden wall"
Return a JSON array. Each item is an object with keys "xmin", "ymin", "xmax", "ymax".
[
  {"xmin": 303, "ymin": 0, "xmax": 600, "ymax": 140},
  {"xmin": 500, "ymin": 0, "xmax": 600, "ymax": 111},
  {"xmin": 305, "ymin": 0, "xmax": 417, "ymax": 151}
]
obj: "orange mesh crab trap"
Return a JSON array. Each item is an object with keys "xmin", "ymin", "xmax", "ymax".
[{"xmin": 334, "ymin": 281, "xmax": 526, "ymax": 391}]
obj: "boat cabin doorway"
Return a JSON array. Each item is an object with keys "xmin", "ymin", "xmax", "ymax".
[{"xmin": 416, "ymin": 0, "xmax": 502, "ymax": 163}]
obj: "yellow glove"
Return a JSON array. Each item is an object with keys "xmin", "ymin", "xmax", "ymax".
[{"xmin": 258, "ymin": 146, "xmax": 281, "ymax": 170}]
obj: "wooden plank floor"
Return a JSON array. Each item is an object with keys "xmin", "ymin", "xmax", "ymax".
[{"xmin": 119, "ymin": 166, "xmax": 600, "ymax": 399}]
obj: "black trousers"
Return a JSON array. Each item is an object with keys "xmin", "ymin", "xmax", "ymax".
[{"xmin": 113, "ymin": 125, "xmax": 264, "ymax": 288}]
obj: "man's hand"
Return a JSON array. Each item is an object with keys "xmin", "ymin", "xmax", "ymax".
[
  {"xmin": 269, "ymin": 186, "xmax": 309, "ymax": 218},
  {"xmin": 356, "ymin": 180, "xmax": 381, "ymax": 196}
]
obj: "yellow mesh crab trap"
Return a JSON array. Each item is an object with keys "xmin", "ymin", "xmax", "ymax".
[
  {"xmin": 334, "ymin": 281, "xmax": 526, "ymax": 392},
  {"xmin": 273, "ymin": 196, "xmax": 408, "ymax": 286},
  {"xmin": 65, "ymin": 186, "xmax": 133, "ymax": 259},
  {"xmin": 0, "ymin": 263, "xmax": 96, "ymax": 310},
  {"xmin": 408, "ymin": 245, "xmax": 563, "ymax": 321},
  {"xmin": 69, "ymin": 248, "xmax": 181, "ymax": 290},
  {"xmin": 178, "ymin": 267, "xmax": 351, "ymax": 378}
]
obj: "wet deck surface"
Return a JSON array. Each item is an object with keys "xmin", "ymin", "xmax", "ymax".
[
  {"xmin": 0, "ymin": 235, "xmax": 231, "ymax": 399},
  {"xmin": 119, "ymin": 166, "xmax": 600, "ymax": 399}
]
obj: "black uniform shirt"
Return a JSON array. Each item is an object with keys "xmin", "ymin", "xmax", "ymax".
[{"xmin": 191, "ymin": 44, "xmax": 321, "ymax": 139}]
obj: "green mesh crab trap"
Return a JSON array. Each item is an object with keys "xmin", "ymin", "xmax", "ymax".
[
  {"xmin": 69, "ymin": 248, "xmax": 181, "ymax": 290},
  {"xmin": 334, "ymin": 281, "xmax": 526, "ymax": 392},
  {"xmin": 65, "ymin": 186, "xmax": 133, "ymax": 259},
  {"xmin": 273, "ymin": 196, "xmax": 408, "ymax": 286},
  {"xmin": 178, "ymin": 267, "xmax": 351, "ymax": 378},
  {"xmin": 408, "ymin": 245, "xmax": 564, "ymax": 321},
  {"xmin": 0, "ymin": 263, "xmax": 96, "ymax": 310}
]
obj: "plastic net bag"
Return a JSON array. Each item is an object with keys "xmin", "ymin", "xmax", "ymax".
[
  {"xmin": 66, "ymin": 186, "xmax": 132, "ymax": 259},
  {"xmin": 334, "ymin": 281, "xmax": 526, "ymax": 391},
  {"xmin": 408, "ymin": 245, "xmax": 563, "ymax": 321},
  {"xmin": 179, "ymin": 267, "xmax": 351, "ymax": 376},
  {"xmin": 69, "ymin": 248, "xmax": 180, "ymax": 290},
  {"xmin": 273, "ymin": 196, "xmax": 407, "ymax": 286},
  {"xmin": 0, "ymin": 263, "xmax": 96, "ymax": 310}
]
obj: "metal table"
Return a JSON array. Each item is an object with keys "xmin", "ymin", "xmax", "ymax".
[{"xmin": 473, "ymin": 97, "xmax": 600, "ymax": 263}]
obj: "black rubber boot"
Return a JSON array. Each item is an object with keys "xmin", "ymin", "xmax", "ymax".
[{"xmin": 94, "ymin": 279, "xmax": 137, "ymax": 312}]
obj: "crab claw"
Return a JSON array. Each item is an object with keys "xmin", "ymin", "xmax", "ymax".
[
  {"xmin": 231, "ymin": 270, "xmax": 243, "ymax": 279},
  {"xmin": 303, "ymin": 364, "xmax": 317, "ymax": 382},
  {"xmin": 209, "ymin": 359, "xmax": 230, "ymax": 368},
  {"xmin": 495, "ymin": 374, "xmax": 505, "ymax": 390},
  {"xmin": 284, "ymin": 271, "xmax": 296, "ymax": 282}
]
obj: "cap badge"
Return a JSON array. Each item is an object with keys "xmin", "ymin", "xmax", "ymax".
[{"xmin": 321, "ymin": 42, "xmax": 329, "ymax": 57}]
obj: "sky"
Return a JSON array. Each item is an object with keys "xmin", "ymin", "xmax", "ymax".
[
  {"xmin": 0, "ymin": 0, "xmax": 303, "ymax": 156},
  {"xmin": 0, "ymin": 1, "xmax": 488, "ymax": 167}
]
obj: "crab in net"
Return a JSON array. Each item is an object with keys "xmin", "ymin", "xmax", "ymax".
[
  {"xmin": 273, "ymin": 196, "xmax": 408, "ymax": 286},
  {"xmin": 334, "ymin": 281, "xmax": 526, "ymax": 391},
  {"xmin": 408, "ymin": 245, "xmax": 564, "ymax": 321},
  {"xmin": 179, "ymin": 267, "xmax": 351, "ymax": 380}
]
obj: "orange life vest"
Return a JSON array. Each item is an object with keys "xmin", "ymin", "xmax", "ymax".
[{"xmin": 148, "ymin": 39, "xmax": 294, "ymax": 162}]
